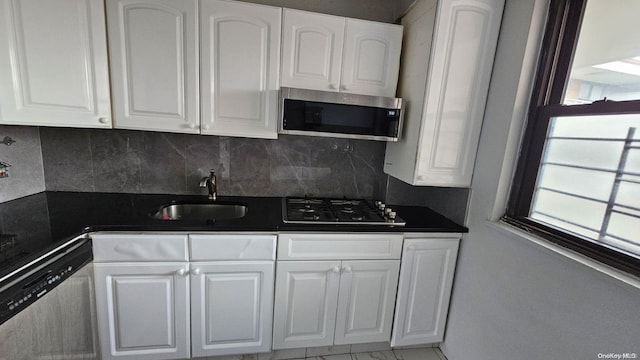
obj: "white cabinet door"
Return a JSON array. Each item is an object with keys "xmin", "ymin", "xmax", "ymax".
[
  {"xmin": 0, "ymin": 0, "xmax": 111, "ymax": 128},
  {"xmin": 391, "ymin": 238, "xmax": 460, "ymax": 346},
  {"xmin": 384, "ymin": 0, "xmax": 504, "ymax": 187},
  {"xmin": 190, "ymin": 261, "xmax": 275, "ymax": 357},
  {"xmin": 414, "ymin": 0, "xmax": 504, "ymax": 186},
  {"xmin": 334, "ymin": 260, "xmax": 400, "ymax": 345},
  {"xmin": 107, "ymin": 0, "xmax": 199, "ymax": 133},
  {"xmin": 341, "ymin": 19, "xmax": 403, "ymax": 97},
  {"xmin": 94, "ymin": 262, "xmax": 190, "ymax": 360},
  {"xmin": 200, "ymin": 0, "xmax": 281, "ymax": 139},
  {"xmin": 272, "ymin": 261, "xmax": 341, "ymax": 349},
  {"xmin": 281, "ymin": 9, "xmax": 345, "ymax": 92}
]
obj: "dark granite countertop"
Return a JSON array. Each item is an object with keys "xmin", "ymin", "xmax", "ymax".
[{"xmin": 0, "ymin": 191, "xmax": 467, "ymax": 280}]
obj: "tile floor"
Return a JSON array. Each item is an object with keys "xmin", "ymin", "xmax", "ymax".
[{"xmin": 200, "ymin": 347, "xmax": 447, "ymax": 360}]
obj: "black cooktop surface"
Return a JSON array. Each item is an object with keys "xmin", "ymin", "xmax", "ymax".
[{"xmin": 284, "ymin": 197, "xmax": 405, "ymax": 225}]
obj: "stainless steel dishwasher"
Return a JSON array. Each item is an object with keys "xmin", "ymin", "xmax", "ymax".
[{"xmin": 0, "ymin": 236, "xmax": 100, "ymax": 360}]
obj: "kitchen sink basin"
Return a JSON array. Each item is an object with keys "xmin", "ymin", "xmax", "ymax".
[{"xmin": 152, "ymin": 203, "xmax": 247, "ymax": 221}]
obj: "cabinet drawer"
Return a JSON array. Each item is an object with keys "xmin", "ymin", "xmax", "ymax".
[
  {"xmin": 92, "ymin": 233, "xmax": 189, "ymax": 262},
  {"xmin": 189, "ymin": 235, "xmax": 276, "ymax": 260},
  {"xmin": 277, "ymin": 233, "xmax": 403, "ymax": 260}
]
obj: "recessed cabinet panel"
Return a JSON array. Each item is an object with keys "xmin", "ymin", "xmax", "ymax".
[
  {"xmin": 92, "ymin": 233, "xmax": 189, "ymax": 262},
  {"xmin": 94, "ymin": 262, "xmax": 190, "ymax": 360},
  {"xmin": 334, "ymin": 260, "xmax": 400, "ymax": 345},
  {"xmin": 191, "ymin": 261, "xmax": 274, "ymax": 357},
  {"xmin": 205, "ymin": 275, "xmax": 259, "ymax": 341},
  {"xmin": 277, "ymin": 233, "xmax": 403, "ymax": 260},
  {"xmin": 391, "ymin": 238, "xmax": 460, "ymax": 346},
  {"xmin": 114, "ymin": 277, "xmax": 174, "ymax": 349},
  {"xmin": 341, "ymin": 19, "xmax": 403, "ymax": 97},
  {"xmin": 107, "ymin": 0, "xmax": 199, "ymax": 133},
  {"xmin": 189, "ymin": 234, "xmax": 276, "ymax": 261},
  {"xmin": 200, "ymin": 0, "xmax": 281, "ymax": 138},
  {"xmin": 416, "ymin": 1, "xmax": 499, "ymax": 184},
  {"xmin": 281, "ymin": 9, "xmax": 345, "ymax": 92},
  {"xmin": 0, "ymin": 0, "xmax": 111, "ymax": 127},
  {"xmin": 272, "ymin": 261, "xmax": 341, "ymax": 349}
]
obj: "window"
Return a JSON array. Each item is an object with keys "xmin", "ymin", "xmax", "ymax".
[{"xmin": 506, "ymin": 0, "xmax": 640, "ymax": 276}]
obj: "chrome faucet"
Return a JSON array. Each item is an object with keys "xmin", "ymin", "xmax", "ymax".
[{"xmin": 199, "ymin": 170, "xmax": 217, "ymax": 201}]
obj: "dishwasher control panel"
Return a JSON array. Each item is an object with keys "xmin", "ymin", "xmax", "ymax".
[{"xmin": 0, "ymin": 240, "xmax": 92, "ymax": 325}]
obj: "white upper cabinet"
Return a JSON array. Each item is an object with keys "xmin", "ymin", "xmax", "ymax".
[
  {"xmin": 341, "ymin": 19, "xmax": 403, "ymax": 97},
  {"xmin": 200, "ymin": 0, "xmax": 281, "ymax": 139},
  {"xmin": 280, "ymin": 9, "xmax": 345, "ymax": 93},
  {"xmin": 384, "ymin": 0, "xmax": 505, "ymax": 186},
  {"xmin": 107, "ymin": 0, "xmax": 199, "ymax": 133},
  {"xmin": 281, "ymin": 9, "xmax": 402, "ymax": 97},
  {"xmin": 0, "ymin": 0, "xmax": 111, "ymax": 128}
]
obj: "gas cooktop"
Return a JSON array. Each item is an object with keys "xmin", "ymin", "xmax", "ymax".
[{"xmin": 282, "ymin": 198, "xmax": 405, "ymax": 226}]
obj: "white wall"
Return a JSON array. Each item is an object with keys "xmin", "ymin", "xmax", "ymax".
[{"xmin": 441, "ymin": 0, "xmax": 640, "ymax": 359}]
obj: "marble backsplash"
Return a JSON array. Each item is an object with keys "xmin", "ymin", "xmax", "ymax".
[
  {"xmin": 0, "ymin": 126, "xmax": 45, "ymax": 202},
  {"xmin": 383, "ymin": 176, "xmax": 470, "ymax": 225},
  {"xmin": 34, "ymin": 127, "xmax": 470, "ymax": 224},
  {"xmin": 39, "ymin": 128, "xmax": 388, "ymax": 199}
]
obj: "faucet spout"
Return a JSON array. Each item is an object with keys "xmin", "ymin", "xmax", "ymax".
[{"xmin": 199, "ymin": 170, "xmax": 217, "ymax": 201}]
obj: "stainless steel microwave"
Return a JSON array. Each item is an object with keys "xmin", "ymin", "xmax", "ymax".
[{"xmin": 279, "ymin": 87, "xmax": 404, "ymax": 142}]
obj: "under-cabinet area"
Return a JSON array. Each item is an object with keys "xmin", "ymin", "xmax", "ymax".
[{"xmin": 90, "ymin": 232, "xmax": 460, "ymax": 360}]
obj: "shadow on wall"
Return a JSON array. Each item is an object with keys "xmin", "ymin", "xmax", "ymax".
[
  {"xmin": 237, "ymin": 0, "xmax": 398, "ymax": 23},
  {"xmin": 384, "ymin": 175, "xmax": 470, "ymax": 225}
]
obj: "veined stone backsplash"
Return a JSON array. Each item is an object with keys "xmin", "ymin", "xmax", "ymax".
[
  {"xmin": 0, "ymin": 125, "xmax": 45, "ymax": 202},
  {"xmin": 39, "ymin": 128, "xmax": 388, "ymax": 199},
  {"xmin": 0, "ymin": 126, "xmax": 470, "ymax": 224}
]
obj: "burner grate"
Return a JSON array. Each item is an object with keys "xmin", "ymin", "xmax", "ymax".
[{"xmin": 283, "ymin": 197, "xmax": 405, "ymax": 226}]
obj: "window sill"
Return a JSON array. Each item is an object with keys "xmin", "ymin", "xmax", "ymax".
[{"xmin": 485, "ymin": 220, "xmax": 640, "ymax": 291}]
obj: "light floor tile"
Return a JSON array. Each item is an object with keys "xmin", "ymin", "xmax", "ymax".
[
  {"xmin": 258, "ymin": 349, "xmax": 307, "ymax": 360},
  {"xmin": 306, "ymin": 345, "xmax": 351, "ymax": 357},
  {"xmin": 306, "ymin": 355, "xmax": 352, "ymax": 360},
  {"xmin": 208, "ymin": 354, "xmax": 258, "ymax": 360},
  {"xmin": 393, "ymin": 348, "xmax": 441, "ymax": 360},
  {"xmin": 350, "ymin": 342, "xmax": 391, "ymax": 353},
  {"xmin": 351, "ymin": 350, "xmax": 396, "ymax": 360}
]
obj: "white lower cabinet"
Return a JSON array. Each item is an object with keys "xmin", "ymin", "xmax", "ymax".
[
  {"xmin": 93, "ymin": 233, "xmax": 276, "ymax": 360},
  {"xmin": 272, "ymin": 233, "xmax": 402, "ymax": 349},
  {"xmin": 190, "ymin": 261, "xmax": 274, "ymax": 357},
  {"xmin": 273, "ymin": 261, "xmax": 341, "ymax": 348},
  {"xmin": 93, "ymin": 232, "xmax": 461, "ymax": 356},
  {"xmin": 391, "ymin": 236, "xmax": 460, "ymax": 346},
  {"xmin": 273, "ymin": 260, "xmax": 400, "ymax": 349},
  {"xmin": 93, "ymin": 262, "xmax": 191, "ymax": 360},
  {"xmin": 334, "ymin": 260, "xmax": 400, "ymax": 345}
]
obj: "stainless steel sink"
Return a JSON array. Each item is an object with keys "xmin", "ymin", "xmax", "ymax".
[{"xmin": 152, "ymin": 203, "xmax": 247, "ymax": 221}]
